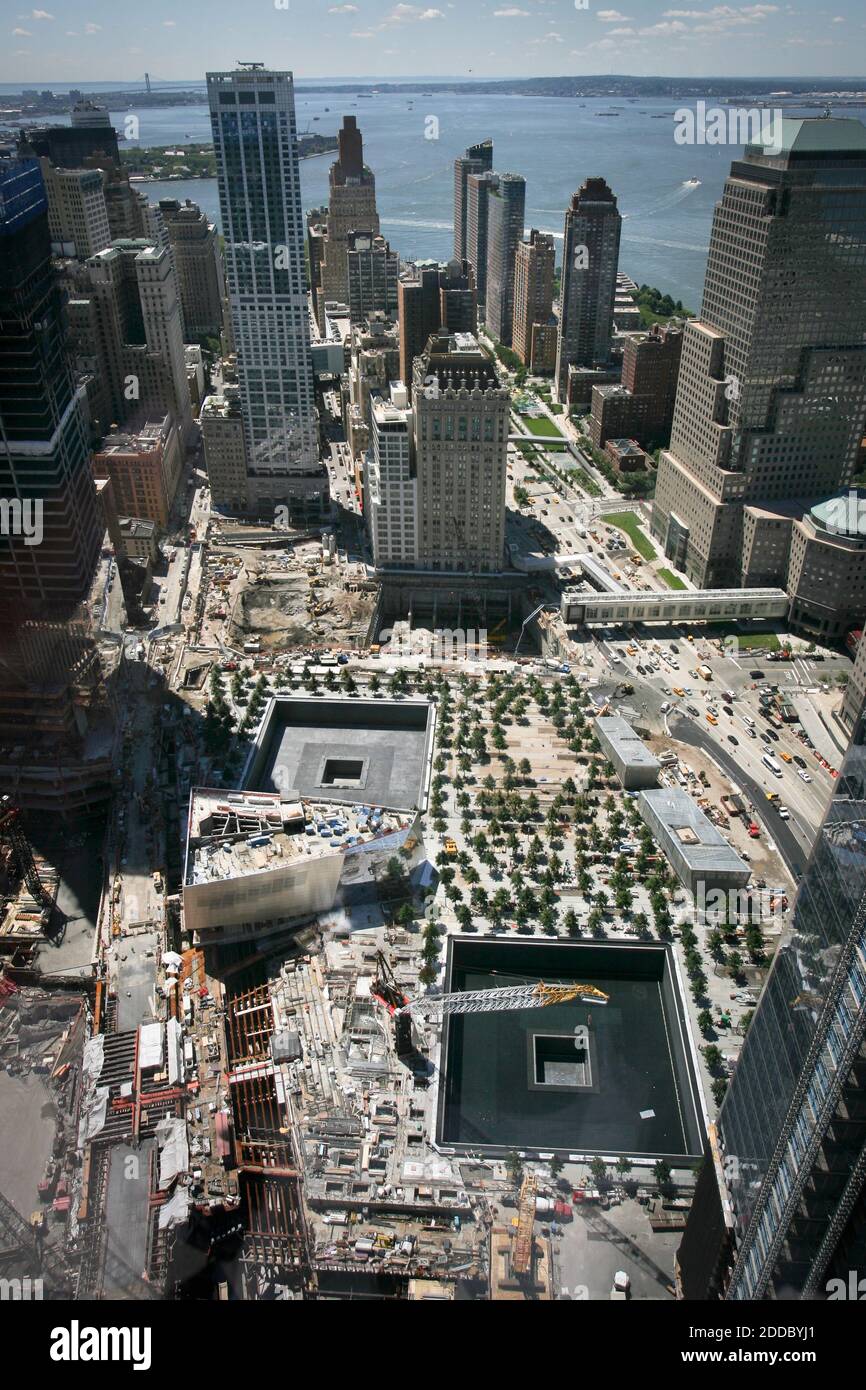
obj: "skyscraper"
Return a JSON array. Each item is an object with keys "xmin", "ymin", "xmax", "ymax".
[
  {"xmin": 317, "ymin": 116, "xmax": 380, "ymax": 328},
  {"xmin": 0, "ymin": 158, "xmax": 101, "ymax": 619},
  {"xmin": 158, "ymin": 198, "xmax": 227, "ymax": 340},
  {"xmin": 555, "ymin": 177, "xmax": 621, "ymax": 404},
  {"xmin": 346, "ymin": 232, "xmax": 399, "ymax": 325},
  {"xmin": 207, "ymin": 65, "xmax": 320, "ymax": 517},
  {"xmin": 397, "ymin": 260, "xmax": 476, "ymax": 398},
  {"xmin": 485, "ymin": 174, "xmax": 526, "ymax": 347},
  {"xmin": 412, "ymin": 332, "xmax": 509, "ymax": 573},
  {"xmin": 652, "ymin": 118, "xmax": 866, "ymax": 589},
  {"xmin": 678, "ymin": 690, "xmax": 866, "ymax": 1300},
  {"xmin": 453, "ymin": 139, "xmax": 493, "ymax": 262},
  {"xmin": 513, "ymin": 229, "xmax": 557, "ymax": 373},
  {"xmin": 466, "ymin": 170, "xmax": 499, "ymax": 318}
]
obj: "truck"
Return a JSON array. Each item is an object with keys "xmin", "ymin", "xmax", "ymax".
[{"xmin": 698, "ymin": 664, "xmax": 713, "ymax": 681}]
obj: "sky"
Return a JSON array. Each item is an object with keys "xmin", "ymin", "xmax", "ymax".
[{"xmin": 3, "ymin": 0, "xmax": 866, "ymax": 83}]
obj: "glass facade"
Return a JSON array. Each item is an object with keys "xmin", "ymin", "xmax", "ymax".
[{"xmin": 718, "ymin": 693, "xmax": 866, "ymax": 1298}]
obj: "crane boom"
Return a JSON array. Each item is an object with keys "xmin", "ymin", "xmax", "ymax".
[
  {"xmin": 512, "ymin": 1173, "xmax": 538, "ymax": 1277},
  {"xmin": 408, "ymin": 980, "xmax": 609, "ymax": 1017}
]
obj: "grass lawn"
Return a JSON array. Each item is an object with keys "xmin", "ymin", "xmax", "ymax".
[
  {"xmin": 732, "ymin": 630, "xmax": 782, "ymax": 651},
  {"xmin": 657, "ymin": 567, "xmax": 687, "ymax": 590},
  {"xmin": 703, "ymin": 626, "xmax": 782, "ymax": 650},
  {"xmin": 523, "ymin": 414, "xmax": 563, "ymax": 438},
  {"xmin": 603, "ymin": 511, "xmax": 655, "ymax": 561}
]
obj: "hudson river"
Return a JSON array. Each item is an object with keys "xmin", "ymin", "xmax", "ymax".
[{"xmin": 47, "ymin": 87, "xmax": 837, "ymax": 307}]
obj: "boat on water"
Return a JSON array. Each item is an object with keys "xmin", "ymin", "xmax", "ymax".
[{"xmin": 684, "ymin": 178, "xmax": 701, "ymax": 187}]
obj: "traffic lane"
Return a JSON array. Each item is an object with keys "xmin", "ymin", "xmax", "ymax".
[{"xmin": 669, "ymin": 716, "xmax": 809, "ymax": 881}]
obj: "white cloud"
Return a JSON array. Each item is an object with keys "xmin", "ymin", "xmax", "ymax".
[
  {"xmin": 832, "ymin": 13, "xmax": 845, "ymax": 20},
  {"xmin": 163, "ymin": 19, "xmax": 176, "ymax": 26},
  {"xmin": 328, "ymin": 4, "xmax": 360, "ymax": 11},
  {"xmin": 30, "ymin": 8, "xmax": 54, "ymax": 18},
  {"xmin": 12, "ymin": 26, "xmax": 32, "ymax": 35},
  {"xmin": 84, "ymin": 21, "xmax": 101, "ymax": 33},
  {"xmin": 608, "ymin": 26, "xmax": 635, "ymax": 34},
  {"xmin": 381, "ymin": 2, "xmax": 444, "ymax": 22},
  {"xmin": 351, "ymin": 28, "xmax": 375, "ymax": 37},
  {"xmin": 596, "ymin": 8, "xmax": 631, "ymax": 20},
  {"xmin": 493, "ymin": 5, "xmax": 530, "ymax": 13}
]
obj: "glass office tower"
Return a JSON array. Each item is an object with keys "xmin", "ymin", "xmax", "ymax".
[
  {"xmin": 207, "ymin": 65, "xmax": 321, "ymax": 517},
  {"xmin": 717, "ymin": 697, "xmax": 866, "ymax": 1298},
  {"xmin": 0, "ymin": 157, "xmax": 101, "ymax": 620}
]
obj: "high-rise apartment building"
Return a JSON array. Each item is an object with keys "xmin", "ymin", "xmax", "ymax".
[
  {"xmin": 66, "ymin": 238, "xmax": 194, "ymax": 447},
  {"xmin": 40, "ymin": 159, "xmax": 111, "ymax": 260},
  {"xmin": 678, "ymin": 690, "xmax": 866, "ymax": 1300},
  {"xmin": 466, "ymin": 170, "xmax": 499, "ymax": 318},
  {"xmin": 0, "ymin": 159, "xmax": 101, "ymax": 620},
  {"xmin": 207, "ymin": 65, "xmax": 321, "ymax": 517},
  {"xmin": 555, "ymin": 177, "xmax": 621, "ymax": 404},
  {"xmin": 346, "ymin": 232, "xmax": 399, "ymax": 325},
  {"xmin": 158, "ymin": 198, "xmax": 227, "ymax": 340},
  {"xmin": 453, "ymin": 139, "xmax": 493, "ymax": 262},
  {"xmin": 397, "ymin": 260, "xmax": 476, "ymax": 397},
  {"xmin": 365, "ymin": 384, "xmax": 417, "ymax": 570},
  {"xmin": 485, "ymin": 174, "xmax": 526, "ymax": 347},
  {"xmin": 652, "ymin": 118, "xmax": 866, "ymax": 590},
  {"xmin": 200, "ymin": 387, "xmax": 249, "ymax": 512},
  {"xmin": 317, "ymin": 116, "xmax": 380, "ymax": 331},
  {"xmin": 412, "ymin": 332, "xmax": 508, "ymax": 573},
  {"xmin": 513, "ymin": 229, "xmax": 557, "ymax": 373},
  {"xmin": 590, "ymin": 322, "xmax": 683, "ymax": 449}
]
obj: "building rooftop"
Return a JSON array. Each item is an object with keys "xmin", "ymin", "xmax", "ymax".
[
  {"xmin": 747, "ymin": 115, "xmax": 866, "ymax": 159},
  {"xmin": 185, "ymin": 787, "xmax": 409, "ymax": 888},
  {"xmin": 639, "ymin": 788, "xmax": 750, "ymax": 879},
  {"xmin": 595, "ymin": 716, "xmax": 659, "ymax": 772}
]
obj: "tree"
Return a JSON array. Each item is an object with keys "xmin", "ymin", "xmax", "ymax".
[
  {"xmin": 697, "ymin": 1009, "xmax": 714, "ymax": 1038},
  {"xmin": 615, "ymin": 1157, "xmax": 631, "ymax": 1183},
  {"xmin": 653, "ymin": 1159, "xmax": 673, "ymax": 1195},
  {"xmin": 589, "ymin": 1156, "xmax": 608, "ymax": 1189},
  {"xmin": 505, "ymin": 1151, "xmax": 523, "ymax": 1188},
  {"xmin": 703, "ymin": 1044, "xmax": 723, "ymax": 1073},
  {"xmin": 418, "ymin": 962, "xmax": 436, "ymax": 987},
  {"xmin": 549, "ymin": 1155, "xmax": 565, "ymax": 1184}
]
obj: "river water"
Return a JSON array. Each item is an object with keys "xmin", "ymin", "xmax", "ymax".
[{"xmin": 40, "ymin": 87, "xmax": 839, "ymax": 306}]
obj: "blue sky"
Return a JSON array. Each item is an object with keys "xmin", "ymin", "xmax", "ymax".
[{"xmin": 3, "ymin": 0, "xmax": 866, "ymax": 82}]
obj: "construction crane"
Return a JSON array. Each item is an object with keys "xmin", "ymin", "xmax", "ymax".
[
  {"xmin": 511, "ymin": 1172, "xmax": 538, "ymax": 1278},
  {"xmin": 0, "ymin": 795, "xmax": 54, "ymax": 915},
  {"xmin": 372, "ymin": 951, "xmax": 608, "ymax": 1056}
]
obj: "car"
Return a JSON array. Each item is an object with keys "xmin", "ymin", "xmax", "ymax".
[
  {"xmin": 723, "ymin": 705, "xmax": 733, "ymax": 716},
  {"xmin": 793, "ymin": 754, "xmax": 807, "ymax": 768},
  {"xmin": 747, "ymin": 726, "xmax": 757, "ymax": 738},
  {"xmin": 778, "ymin": 805, "xmax": 791, "ymax": 820},
  {"xmin": 686, "ymin": 704, "xmax": 700, "ymax": 717},
  {"xmin": 779, "ymin": 751, "xmax": 793, "ymax": 763},
  {"xmin": 672, "ymin": 686, "xmax": 685, "ymax": 697},
  {"xmin": 749, "ymin": 669, "xmax": 763, "ymax": 679},
  {"xmin": 761, "ymin": 732, "xmax": 772, "ymax": 745},
  {"xmin": 728, "ymin": 734, "xmax": 739, "ymax": 745},
  {"xmin": 767, "ymin": 728, "xmax": 779, "ymax": 741},
  {"xmin": 706, "ymin": 713, "xmax": 718, "ymax": 725},
  {"xmin": 798, "ymin": 769, "xmax": 812, "ymax": 783}
]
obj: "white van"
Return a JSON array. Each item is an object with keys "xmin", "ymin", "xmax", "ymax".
[{"xmin": 762, "ymin": 753, "xmax": 782, "ymax": 777}]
